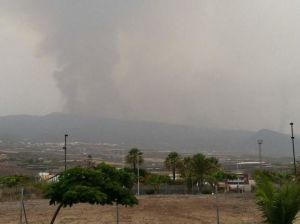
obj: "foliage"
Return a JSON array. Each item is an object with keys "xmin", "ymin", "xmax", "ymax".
[
  {"xmin": 126, "ymin": 148, "xmax": 144, "ymax": 171},
  {"xmin": 164, "ymin": 152, "xmax": 182, "ymax": 181},
  {"xmin": 180, "ymin": 153, "xmax": 221, "ymax": 192},
  {"xmin": 207, "ymin": 170, "xmax": 237, "ymax": 185},
  {"xmin": 180, "ymin": 157, "xmax": 195, "ymax": 193},
  {"xmin": 145, "ymin": 189, "xmax": 155, "ymax": 195},
  {"xmin": 86, "ymin": 154, "xmax": 95, "ymax": 168},
  {"xmin": 192, "ymin": 154, "xmax": 220, "ymax": 182},
  {"xmin": 254, "ymin": 170, "xmax": 292, "ymax": 185},
  {"xmin": 123, "ymin": 167, "xmax": 148, "ymax": 179},
  {"xmin": 45, "ymin": 164, "xmax": 137, "ymax": 207},
  {"xmin": 145, "ymin": 174, "xmax": 170, "ymax": 193},
  {"xmin": 255, "ymin": 172, "xmax": 300, "ymax": 224},
  {"xmin": 45, "ymin": 164, "xmax": 138, "ymax": 224},
  {"xmin": 201, "ymin": 184, "xmax": 213, "ymax": 194},
  {"xmin": 0, "ymin": 175, "xmax": 31, "ymax": 188},
  {"xmin": 169, "ymin": 179, "xmax": 185, "ymax": 185}
]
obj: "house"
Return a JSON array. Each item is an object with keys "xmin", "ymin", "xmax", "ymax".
[{"xmin": 38, "ymin": 172, "xmax": 59, "ymax": 182}]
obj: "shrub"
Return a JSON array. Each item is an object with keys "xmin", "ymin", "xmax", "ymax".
[{"xmin": 201, "ymin": 184, "xmax": 213, "ymax": 194}]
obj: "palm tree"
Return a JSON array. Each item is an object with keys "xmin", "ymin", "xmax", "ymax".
[
  {"xmin": 164, "ymin": 152, "xmax": 181, "ymax": 181},
  {"xmin": 126, "ymin": 148, "xmax": 144, "ymax": 171},
  {"xmin": 255, "ymin": 173, "xmax": 300, "ymax": 224},
  {"xmin": 179, "ymin": 153, "xmax": 221, "ymax": 193},
  {"xmin": 192, "ymin": 154, "xmax": 219, "ymax": 184},
  {"xmin": 180, "ymin": 156, "xmax": 194, "ymax": 193}
]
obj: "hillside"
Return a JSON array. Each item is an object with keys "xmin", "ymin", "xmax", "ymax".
[{"xmin": 0, "ymin": 113, "xmax": 295, "ymax": 156}]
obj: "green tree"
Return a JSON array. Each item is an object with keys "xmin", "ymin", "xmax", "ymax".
[
  {"xmin": 126, "ymin": 148, "xmax": 144, "ymax": 172},
  {"xmin": 0, "ymin": 175, "xmax": 31, "ymax": 188},
  {"xmin": 164, "ymin": 152, "xmax": 182, "ymax": 181},
  {"xmin": 179, "ymin": 154, "xmax": 221, "ymax": 193},
  {"xmin": 145, "ymin": 174, "xmax": 170, "ymax": 193},
  {"xmin": 45, "ymin": 164, "xmax": 138, "ymax": 224},
  {"xmin": 123, "ymin": 167, "xmax": 148, "ymax": 179},
  {"xmin": 205, "ymin": 169, "xmax": 237, "ymax": 192},
  {"xmin": 86, "ymin": 154, "xmax": 95, "ymax": 168},
  {"xmin": 255, "ymin": 172, "xmax": 300, "ymax": 224},
  {"xmin": 191, "ymin": 153, "xmax": 220, "ymax": 189},
  {"xmin": 180, "ymin": 157, "xmax": 194, "ymax": 193}
]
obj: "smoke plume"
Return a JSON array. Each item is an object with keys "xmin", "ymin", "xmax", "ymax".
[{"xmin": 2, "ymin": 0, "xmax": 300, "ymax": 132}]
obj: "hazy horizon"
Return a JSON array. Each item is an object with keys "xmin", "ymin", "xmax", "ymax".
[{"xmin": 1, "ymin": 1, "xmax": 300, "ymax": 133}]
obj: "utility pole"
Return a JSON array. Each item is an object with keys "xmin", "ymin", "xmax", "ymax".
[
  {"xmin": 116, "ymin": 204, "xmax": 119, "ymax": 224},
  {"xmin": 137, "ymin": 162, "xmax": 140, "ymax": 195},
  {"xmin": 236, "ymin": 161, "xmax": 240, "ymax": 193},
  {"xmin": 215, "ymin": 185, "xmax": 220, "ymax": 224},
  {"xmin": 257, "ymin": 140, "xmax": 263, "ymax": 170},
  {"xmin": 19, "ymin": 187, "xmax": 28, "ymax": 224},
  {"xmin": 63, "ymin": 134, "xmax": 68, "ymax": 171},
  {"xmin": 290, "ymin": 122, "xmax": 297, "ymax": 176},
  {"xmin": 19, "ymin": 188, "xmax": 23, "ymax": 224}
]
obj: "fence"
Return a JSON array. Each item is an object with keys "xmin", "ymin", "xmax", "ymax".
[
  {"xmin": 132, "ymin": 183, "xmax": 206, "ymax": 195},
  {"xmin": 0, "ymin": 186, "xmax": 43, "ymax": 201}
]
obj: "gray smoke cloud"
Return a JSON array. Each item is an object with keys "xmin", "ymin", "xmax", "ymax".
[{"xmin": 2, "ymin": 0, "xmax": 300, "ymax": 132}]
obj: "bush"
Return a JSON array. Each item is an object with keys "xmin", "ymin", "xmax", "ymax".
[
  {"xmin": 255, "ymin": 172, "xmax": 300, "ymax": 224},
  {"xmin": 123, "ymin": 167, "xmax": 148, "ymax": 179},
  {"xmin": 201, "ymin": 185, "xmax": 213, "ymax": 194},
  {"xmin": 145, "ymin": 189, "xmax": 155, "ymax": 195},
  {"xmin": 0, "ymin": 175, "xmax": 31, "ymax": 188},
  {"xmin": 145, "ymin": 174, "xmax": 170, "ymax": 193},
  {"xmin": 169, "ymin": 179, "xmax": 184, "ymax": 185}
]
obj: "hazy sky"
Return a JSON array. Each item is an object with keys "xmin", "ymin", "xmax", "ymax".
[{"xmin": 1, "ymin": 1, "xmax": 300, "ymax": 133}]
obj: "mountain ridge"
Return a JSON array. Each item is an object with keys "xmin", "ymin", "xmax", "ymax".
[{"xmin": 0, "ymin": 113, "xmax": 295, "ymax": 157}]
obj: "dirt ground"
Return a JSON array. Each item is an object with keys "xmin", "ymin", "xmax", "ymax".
[{"xmin": 0, "ymin": 194, "xmax": 262, "ymax": 224}]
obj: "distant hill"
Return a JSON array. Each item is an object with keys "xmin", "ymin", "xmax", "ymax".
[
  {"xmin": 242, "ymin": 129, "xmax": 293, "ymax": 157},
  {"xmin": 0, "ymin": 113, "xmax": 296, "ymax": 157}
]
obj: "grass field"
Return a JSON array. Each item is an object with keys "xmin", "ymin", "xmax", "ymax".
[{"xmin": 0, "ymin": 194, "xmax": 262, "ymax": 224}]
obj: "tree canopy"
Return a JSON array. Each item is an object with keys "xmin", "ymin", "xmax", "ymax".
[
  {"xmin": 126, "ymin": 148, "xmax": 144, "ymax": 171},
  {"xmin": 164, "ymin": 152, "xmax": 182, "ymax": 181},
  {"xmin": 45, "ymin": 163, "xmax": 138, "ymax": 224},
  {"xmin": 179, "ymin": 153, "xmax": 221, "ymax": 192},
  {"xmin": 0, "ymin": 175, "xmax": 31, "ymax": 188},
  {"xmin": 255, "ymin": 171, "xmax": 300, "ymax": 224},
  {"xmin": 145, "ymin": 173, "xmax": 170, "ymax": 193}
]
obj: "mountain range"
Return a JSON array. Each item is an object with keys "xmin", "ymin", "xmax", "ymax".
[{"xmin": 0, "ymin": 113, "xmax": 296, "ymax": 157}]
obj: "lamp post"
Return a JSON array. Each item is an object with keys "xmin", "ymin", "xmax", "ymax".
[
  {"xmin": 116, "ymin": 204, "xmax": 119, "ymax": 224},
  {"xmin": 137, "ymin": 162, "xmax": 140, "ymax": 195},
  {"xmin": 290, "ymin": 122, "xmax": 297, "ymax": 176},
  {"xmin": 63, "ymin": 134, "xmax": 68, "ymax": 171},
  {"xmin": 257, "ymin": 140, "xmax": 263, "ymax": 170},
  {"xmin": 236, "ymin": 161, "xmax": 240, "ymax": 192},
  {"xmin": 215, "ymin": 184, "xmax": 220, "ymax": 224}
]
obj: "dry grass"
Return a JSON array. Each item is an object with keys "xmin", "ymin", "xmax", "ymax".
[{"xmin": 0, "ymin": 194, "xmax": 261, "ymax": 224}]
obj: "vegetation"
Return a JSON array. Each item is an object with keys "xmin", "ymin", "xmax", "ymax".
[
  {"xmin": 86, "ymin": 154, "xmax": 95, "ymax": 168},
  {"xmin": 164, "ymin": 152, "xmax": 181, "ymax": 181},
  {"xmin": 144, "ymin": 173, "xmax": 170, "ymax": 193},
  {"xmin": 0, "ymin": 175, "xmax": 31, "ymax": 188},
  {"xmin": 180, "ymin": 157, "xmax": 194, "ymax": 193},
  {"xmin": 179, "ymin": 153, "xmax": 221, "ymax": 192},
  {"xmin": 208, "ymin": 170, "xmax": 237, "ymax": 185},
  {"xmin": 45, "ymin": 163, "xmax": 138, "ymax": 224},
  {"xmin": 123, "ymin": 167, "xmax": 148, "ymax": 181},
  {"xmin": 0, "ymin": 175, "xmax": 46, "ymax": 201},
  {"xmin": 255, "ymin": 171, "xmax": 300, "ymax": 224},
  {"xmin": 126, "ymin": 148, "xmax": 144, "ymax": 172}
]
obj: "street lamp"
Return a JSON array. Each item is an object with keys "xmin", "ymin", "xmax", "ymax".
[
  {"xmin": 257, "ymin": 140, "xmax": 263, "ymax": 170},
  {"xmin": 137, "ymin": 162, "xmax": 140, "ymax": 196},
  {"xmin": 290, "ymin": 122, "xmax": 297, "ymax": 176},
  {"xmin": 215, "ymin": 184, "xmax": 220, "ymax": 224},
  {"xmin": 63, "ymin": 134, "xmax": 68, "ymax": 171}
]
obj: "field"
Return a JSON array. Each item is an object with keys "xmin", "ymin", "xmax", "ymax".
[{"xmin": 0, "ymin": 194, "xmax": 262, "ymax": 224}]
